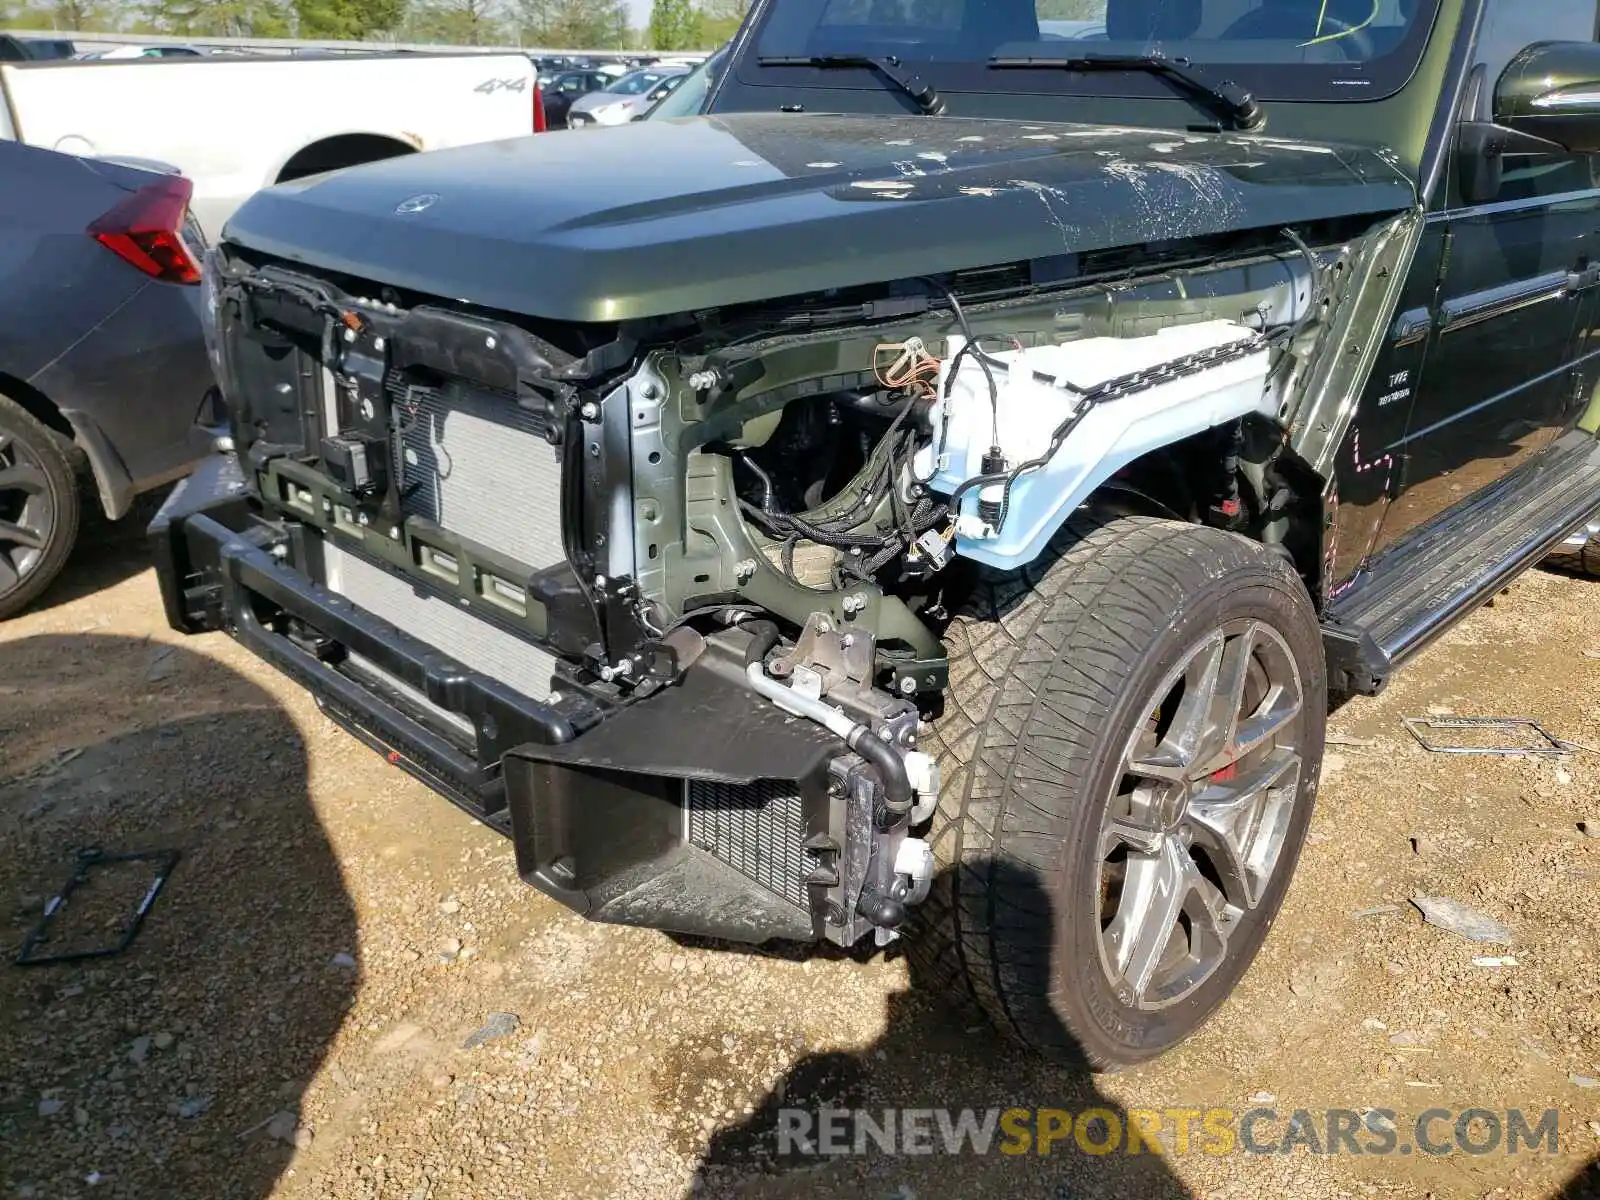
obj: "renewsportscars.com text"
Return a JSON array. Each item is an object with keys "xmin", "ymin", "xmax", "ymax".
[{"xmin": 776, "ymin": 1106, "xmax": 1562, "ymax": 1158}]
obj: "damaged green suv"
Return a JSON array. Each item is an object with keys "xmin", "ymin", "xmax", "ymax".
[{"xmin": 153, "ymin": 0, "xmax": 1600, "ymax": 1066}]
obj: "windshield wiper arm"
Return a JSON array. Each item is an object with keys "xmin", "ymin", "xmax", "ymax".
[
  {"xmin": 757, "ymin": 54, "xmax": 947, "ymax": 116},
  {"xmin": 987, "ymin": 53, "xmax": 1263, "ymax": 131}
]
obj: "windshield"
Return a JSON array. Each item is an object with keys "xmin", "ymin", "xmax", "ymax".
[
  {"xmin": 605, "ymin": 69, "xmax": 678, "ymax": 95},
  {"xmin": 751, "ymin": 0, "xmax": 1443, "ymax": 102},
  {"xmin": 647, "ymin": 49, "xmax": 729, "ymax": 119}
]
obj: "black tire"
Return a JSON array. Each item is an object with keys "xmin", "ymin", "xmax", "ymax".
[
  {"xmin": 1547, "ymin": 533, "xmax": 1600, "ymax": 578},
  {"xmin": 908, "ymin": 514, "xmax": 1326, "ymax": 1069},
  {"xmin": 0, "ymin": 394, "xmax": 81, "ymax": 621}
]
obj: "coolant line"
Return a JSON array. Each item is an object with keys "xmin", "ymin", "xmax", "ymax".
[{"xmin": 744, "ymin": 663, "xmax": 913, "ymax": 812}]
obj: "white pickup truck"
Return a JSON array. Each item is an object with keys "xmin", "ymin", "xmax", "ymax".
[{"xmin": 0, "ymin": 52, "xmax": 541, "ymax": 240}]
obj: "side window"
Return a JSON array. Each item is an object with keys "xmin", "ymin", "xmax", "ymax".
[{"xmin": 1472, "ymin": 0, "xmax": 1600, "ymax": 202}]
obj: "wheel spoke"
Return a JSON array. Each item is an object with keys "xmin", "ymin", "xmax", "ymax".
[
  {"xmin": 1127, "ymin": 630, "xmax": 1224, "ymax": 781},
  {"xmin": 1100, "ymin": 813, "xmax": 1165, "ymax": 856},
  {"xmin": 0, "ymin": 462, "xmax": 46, "ymax": 496},
  {"xmin": 1233, "ymin": 679, "xmax": 1303, "ymax": 761},
  {"xmin": 1195, "ymin": 622, "xmax": 1258, "ymax": 773},
  {"xmin": 0, "ymin": 518, "xmax": 44, "ymax": 551},
  {"xmin": 1186, "ymin": 749, "xmax": 1301, "ymax": 909},
  {"xmin": 0, "ymin": 550, "xmax": 20, "ymax": 592},
  {"xmin": 1104, "ymin": 839, "xmax": 1188, "ymax": 1003},
  {"xmin": 1181, "ymin": 862, "xmax": 1237, "ymax": 972}
]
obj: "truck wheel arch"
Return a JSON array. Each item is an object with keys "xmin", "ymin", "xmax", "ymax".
[{"xmin": 274, "ymin": 133, "xmax": 417, "ymax": 185}]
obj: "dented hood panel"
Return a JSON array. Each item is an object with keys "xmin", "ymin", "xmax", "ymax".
[{"xmin": 224, "ymin": 112, "xmax": 1415, "ymax": 323}]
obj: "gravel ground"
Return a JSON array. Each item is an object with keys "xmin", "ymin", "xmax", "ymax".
[{"xmin": 2, "ymin": 519, "xmax": 1599, "ymax": 1200}]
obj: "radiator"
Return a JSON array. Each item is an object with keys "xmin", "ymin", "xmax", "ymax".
[
  {"xmin": 391, "ymin": 380, "xmax": 566, "ymax": 573},
  {"xmin": 685, "ymin": 779, "xmax": 810, "ymax": 909},
  {"xmin": 322, "ymin": 541, "xmax": 558, "ymax": 703}
]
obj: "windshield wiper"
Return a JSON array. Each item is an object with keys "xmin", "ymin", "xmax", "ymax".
[
  {"xmin": 757, "ymin": 54, "xmax": 947, "ymax": 116},
  {"xmin": 988, "ymin": 53, "xmax": 1263, "ymax": 131}
]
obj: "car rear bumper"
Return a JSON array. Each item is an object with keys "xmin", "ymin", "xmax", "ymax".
[{"xmin": 149, "ymin": 454, "xmax": 840, "ymax": 944}]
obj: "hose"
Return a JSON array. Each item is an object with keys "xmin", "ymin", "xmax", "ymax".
[{"xmin": 744, "ymin": 662, "xmax": 913, "ymax": 813}]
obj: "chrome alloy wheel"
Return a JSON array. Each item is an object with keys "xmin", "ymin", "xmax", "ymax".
[
  {"xmin": 1095, "ymin": 618, "xmax": 1306, "ymax": 1011},
  {"xmin": 0, "ymin": 429, "xmax": 52, "ymax": 599}
]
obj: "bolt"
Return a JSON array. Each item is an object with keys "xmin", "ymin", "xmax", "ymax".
[
  {"xmin": 814, "ymin": 618, "xmax": 832, "ymax": 634},
  {"xmin": 269, "ymin": 542, "xmax": 289, "ymax": 560},
  {"xmin": 389, "ymin": 526, "xmax": 400, "ymax": 539},
  {"xmin": 212, "ymin": 434, "xmax": 235, "ymax": 455},
  {"xmin": 899, "ymin": 677, "xmax": 917, "ymax": 696},
  {"xmin": 615, "ymin": 659, "xmax": 635, "ymax": 677},
  {"xmin": 589, "ymin": 443, "xmax": 600, "ymax": 458},
  {"xmin": 343, "ymin": 328, "xmax": 357, "ymax": 343},
  {"xmin": 640, "ymin": 380, "xmax": 662, "ymax": 401},
  {"xmin": 322, "ymin": 498, "xmax": 333, "ymax": 513},
  {"xmin": 594, "ymin": 575, "xmax": 608, "ymax": 589},
  {"xmin": 734, "ymin": 558, "xmax": 758, "ymax": 584},
  {"xmin": 360, "ymin": 398, "xmax": 375, "ymax": 421},
  {"xmin": 580, "ymin": 401, "xmax": 600, "ymax": 421},
  {"xmin": 373, "ymin": 337, "xmax": 385, "ymax": 351},
  {"xmin": 357, "ymin": 512, "xmax": 370, "ymax": 526},
  {"xmin": 485, "ymin": 335, "xmax": 497, "ymax": 350},
  {"xmin": 841, "ymin": 634, "xmax": 855, "ymax": 648},
  {"xmin": 276, "ymin": 383, "xmax": 293, "ymax": 395},
  {"xmin": 841, "ymin": 593, "xmax": 868, "ymax": 615},
  {"xmin": 687, "ymin": 368, "xmax": 721, "ymax": 391},
  {"xmin": 598, "ymin": 664, "xmax": 616, "ymax": 682}
]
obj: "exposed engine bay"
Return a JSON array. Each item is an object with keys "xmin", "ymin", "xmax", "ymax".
[{"xmin": 189, "ymin": 211, "xmax": 1411, "ymax": 949}]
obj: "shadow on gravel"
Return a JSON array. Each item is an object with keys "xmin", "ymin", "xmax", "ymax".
[
  {"xmin": 694, "ymin": 861, "xmax": 1193, "ymax": 1200},
  {"xmin": 0, "ymin": 633, "xmax": 356, "ymax": 1199},
  {"xmin": 1556, "ymin": 1156, "xmax": 1600, "ymax": 1199}
]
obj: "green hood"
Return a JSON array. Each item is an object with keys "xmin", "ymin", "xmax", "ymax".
[{"xmin": 225, "ymin": 112, "xmax": 1416, "ymax": 323}]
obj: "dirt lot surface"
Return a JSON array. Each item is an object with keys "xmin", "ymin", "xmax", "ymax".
[{"xmin": 3, "ymin": 519, "xmax": 1600, "ymax": 1200}]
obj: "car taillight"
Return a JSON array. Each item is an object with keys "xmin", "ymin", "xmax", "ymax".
[
  {"xmin": 533, "ymin": 83, "xmax": 547, "ymax": 133},
  {"xmin": 88, "ymin": 174, "xmax": 202, "ymax": 285}
]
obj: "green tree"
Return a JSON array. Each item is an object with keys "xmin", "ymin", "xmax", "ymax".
[
  {"xmin": 148, "ymin": 0, "xmax": 293, "ymax": 36},
  {"xmin": 1036, "ymin": 0, "xmax": 1102, "ymax": 17},
  {"xmin": 295, "ymin": 0, "xmax": 407, "ymax": 39},
  {"xmin": 515, "ymin": 0, "xmax": 625, "ymax": 48},
  {"xmin": 646, "ymin": 0, "xmax": 698, "ymax": 50},
  {"xmin": 406, "ymin": 0, "xmax": 502, "ymax": 43},
  {"xmin": 695, "ymin": 0, "xmax": 744, "ymax": 45}
]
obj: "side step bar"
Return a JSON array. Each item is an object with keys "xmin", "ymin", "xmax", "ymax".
[{"xmin": 1323, "ymin": 429, "xmax": 1600, "ymax": 694}]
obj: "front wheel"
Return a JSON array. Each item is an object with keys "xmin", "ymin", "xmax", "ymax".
[
  {"xmin": 910, "ymin": 515, "xmax": 1326, "ymax": 1069},
  {"xmin": 0, "ymin": 394, "xmax": 80, "ymax": 621}
]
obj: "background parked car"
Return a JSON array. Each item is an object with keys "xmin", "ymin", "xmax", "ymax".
[
  {"xmin": 638, "ymin": 45, "xmax": 727, "ymax": 121},
  {"xmin": 0, "ymin": 35, "xmax": 75, "ymax": 61},
  {"xmin": 0, "ymin": 141, "xmax": 213, "ymax": 619},
  {"xmin": 567, "ymin": 65, "xmax": 690, "ymax": 127},
  {"xmin": 541, "ymin": 68, "xmax": 615, "ymax": 129}
]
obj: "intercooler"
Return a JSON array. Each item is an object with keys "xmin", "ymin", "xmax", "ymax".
[
  {"xmin": 684, "ymin": 779, "xmax": 811, "ymax": 909},
  {"xmin": 322, "ymin": 541, "xmax": 559, "ymax": 702},
  {"xmin": 391, "ymin": 379, "xmax": 567, "ymax": 573},
  {"xmin": 317, "ymin": 380, "xmax": 568, "ymax": 706}
]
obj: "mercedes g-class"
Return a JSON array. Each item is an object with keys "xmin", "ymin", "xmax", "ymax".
[{"xmin": 152, "ymin": 0, "xmax": 1600, "ymax": 1066}]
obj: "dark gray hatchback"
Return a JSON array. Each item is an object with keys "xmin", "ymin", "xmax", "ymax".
[{"xmin": 0, "ymin": 140, "xmax": 214, "ymax": 618}]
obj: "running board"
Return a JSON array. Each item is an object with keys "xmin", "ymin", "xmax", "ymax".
[{"xmin": 1323, "ymin": 429, "xmax": 1600, "ymax": 694}]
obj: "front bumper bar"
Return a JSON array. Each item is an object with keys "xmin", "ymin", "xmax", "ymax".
[{"xmin": 149, "ymin": 454, "xmax": 845, "ymax": 943}]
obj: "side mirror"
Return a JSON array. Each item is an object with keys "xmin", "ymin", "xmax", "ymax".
[
  {"xmin": 1457, "ymin": 43, "xmax": 1598, "ymax": 205},
  {"xmin": 1494, "ymin": 40, "xmax": 1600, "ymax": 153}
]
